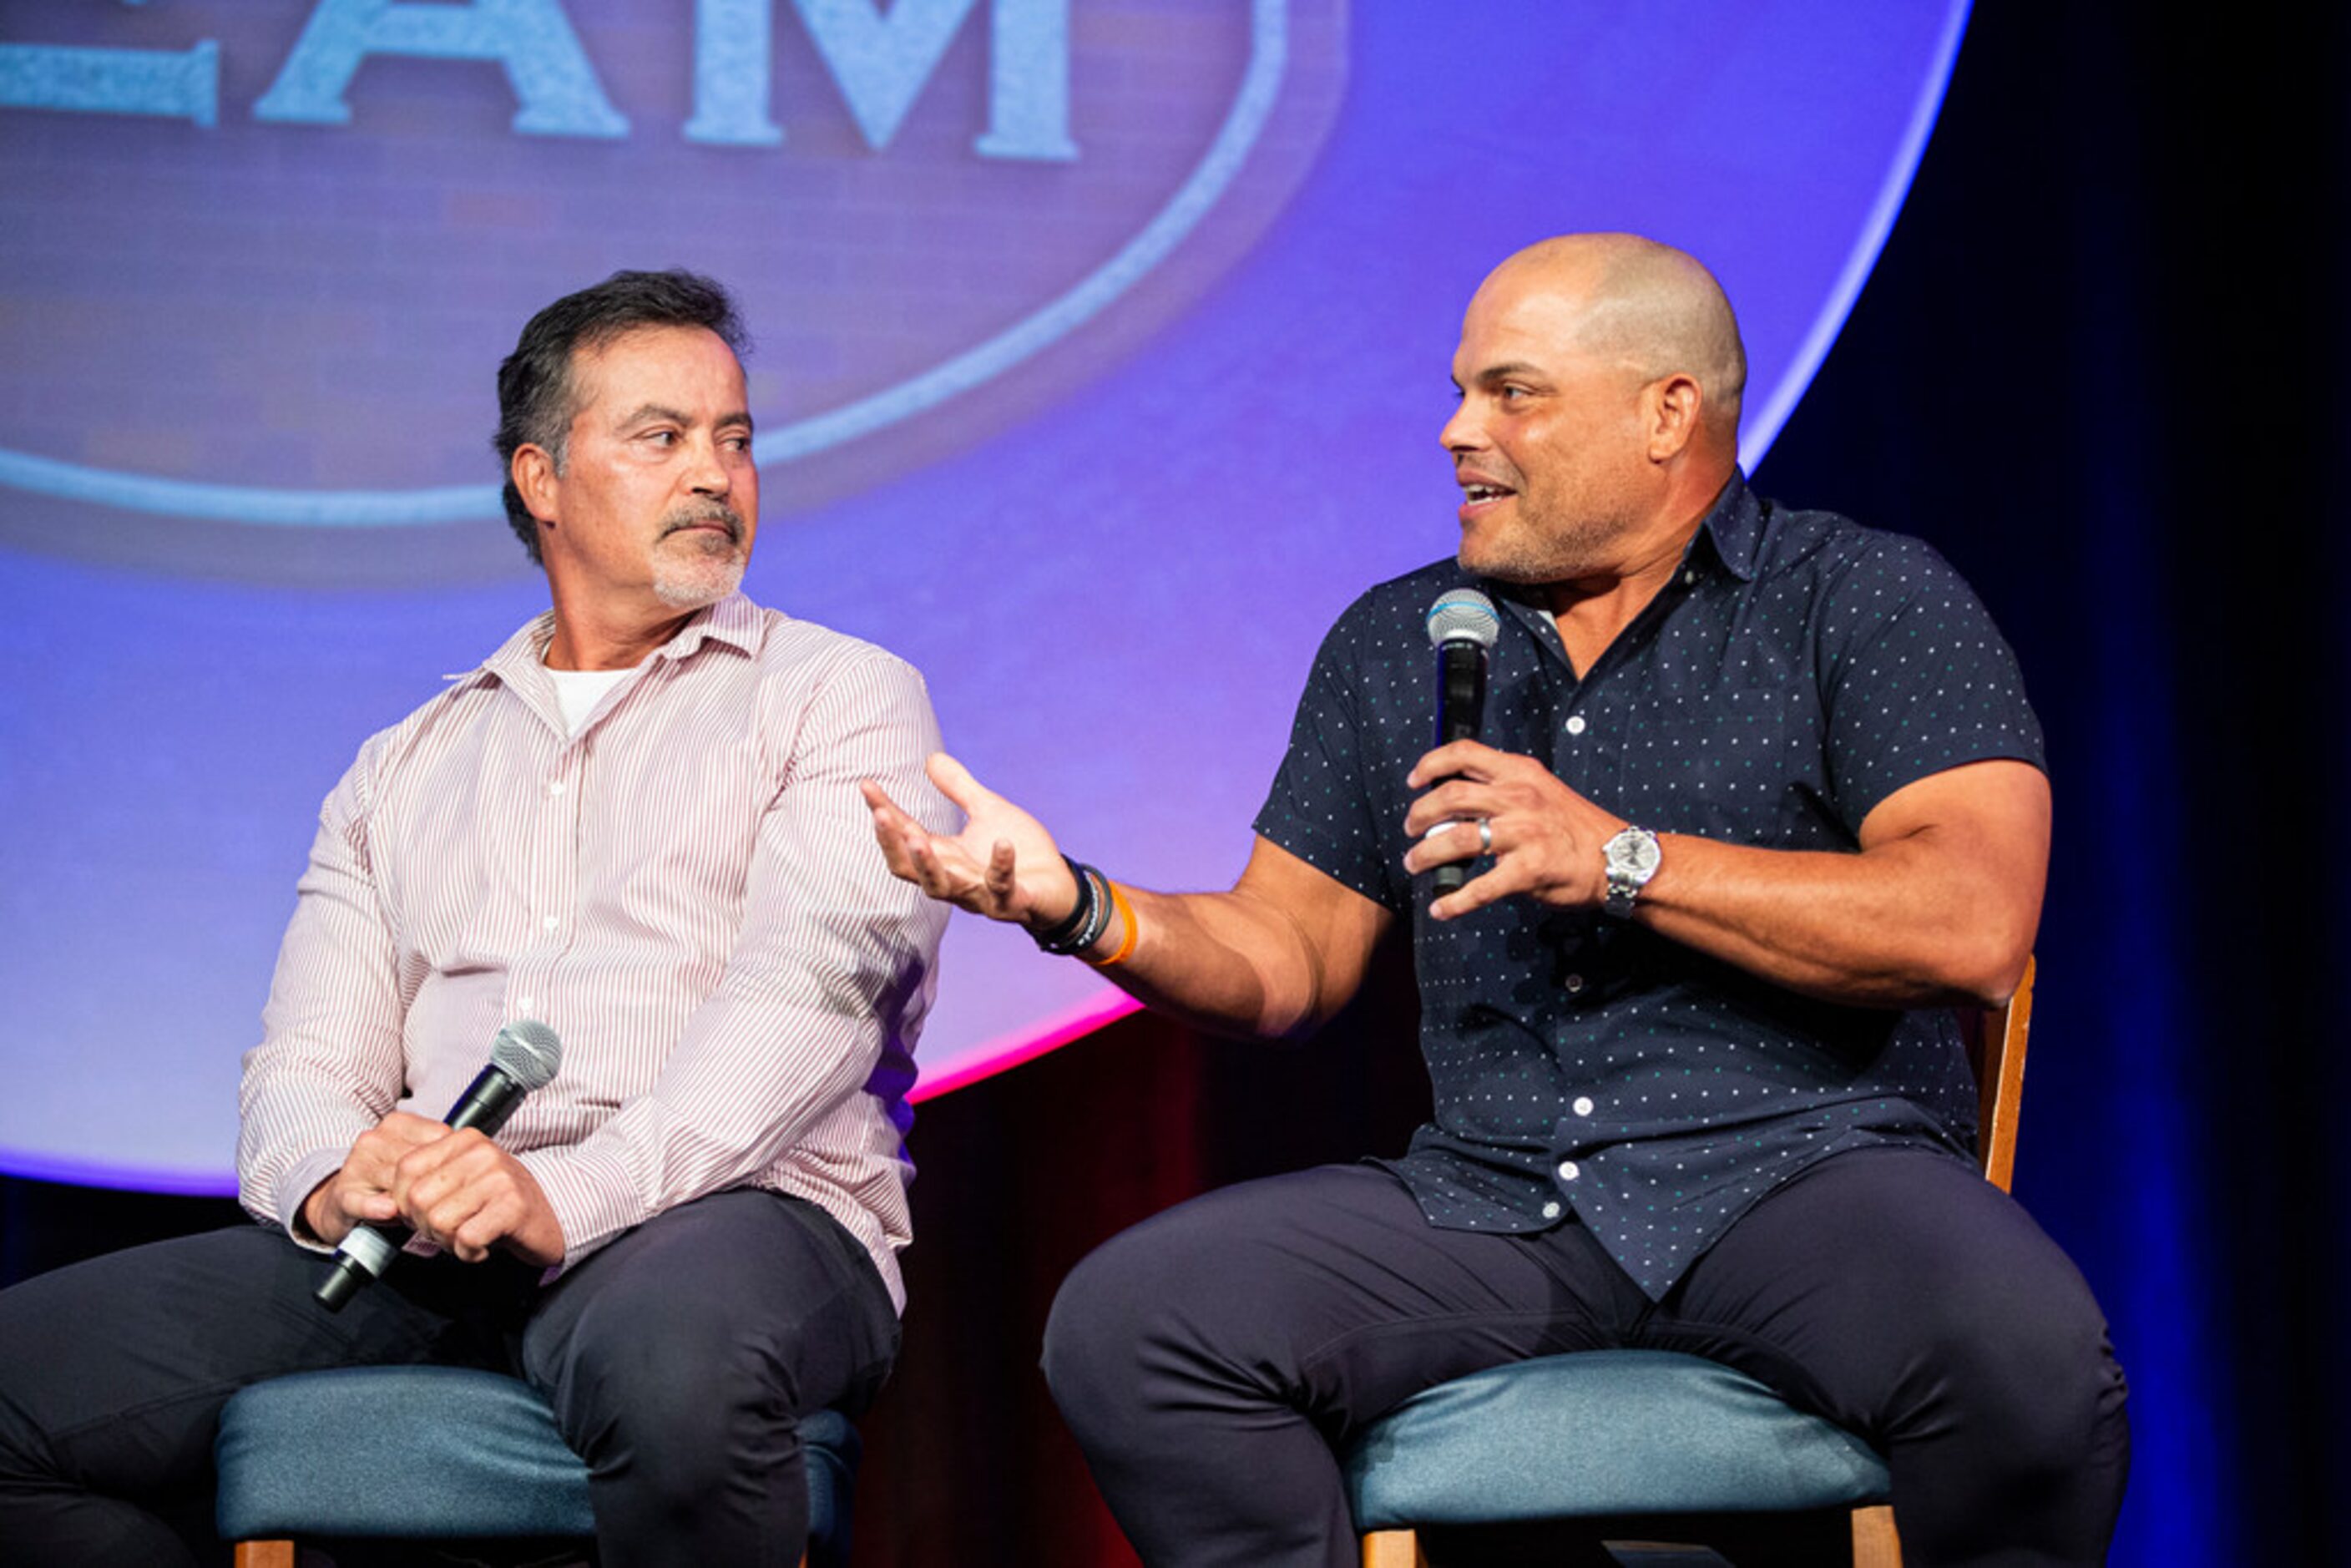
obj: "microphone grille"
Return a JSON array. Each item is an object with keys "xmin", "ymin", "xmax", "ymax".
[
  {"xmin": 1426, "ymin": 587, "xmax": 1501, "ymax": 650},
  {"xmin": 490, "ymin": 1019, "xmax": 563, "ymax": 1092}
]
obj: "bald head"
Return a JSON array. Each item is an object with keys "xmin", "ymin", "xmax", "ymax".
[{"xmin": 1479, "ymin": 234, "xmax": 1747, "ymax": 445}]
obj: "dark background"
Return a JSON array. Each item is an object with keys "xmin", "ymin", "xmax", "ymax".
[{"xmin": 4, "ymin": 7, "xmax": 2338, "ymax": 1563}]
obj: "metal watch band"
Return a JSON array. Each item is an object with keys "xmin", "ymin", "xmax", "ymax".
[{"xmin": 1601, "ymin": 827, "xmax": 1661, "ymax": 918}]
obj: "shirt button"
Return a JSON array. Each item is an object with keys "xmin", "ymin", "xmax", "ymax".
[
  {"xmin": 1563, "ymin": 974, "xmax": 1585, "ymax": 994},
  {"xmin": 1572, "ymin": 1095, "xmax": 1595, "ymax": 1116},
  {"xmin": 548, "ymin": 780, "xmax": 567, "ymax": 796},
  {"xmin": 1541, "ymin": 1201, "xmax": 1562, "ymax": 1220},
  {"xmin": 1565, "ymin": 715, "xmax": 1587, "ymax": 736},
  {"xmin": 1556, "ymin": 1160, "xmax": 1580, "ymax": 1182},
  {"xmin": 541, "ymin": 914, "xmax": 560, "ymax": 931},
  {"xmin": 516, "ymin": 995, "xmax": 535, "ymax": 1014},
  {"xmin": 1681, "ymin": 569, "xmax": 1696, "ymax": 585}
]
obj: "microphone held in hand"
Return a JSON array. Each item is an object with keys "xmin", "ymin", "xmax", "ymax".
[
  {"xmin": 1425, "ymin": 589, "xmax": 1502, "ymax": 895},
  {"xmin": 313, "ymin": 1019, "xmax": 563, "ymax": 1313}
]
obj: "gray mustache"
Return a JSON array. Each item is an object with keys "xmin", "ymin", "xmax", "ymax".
[{"xmin": 661, "ymin": 506, "xmax": 743, "ymax": 544}]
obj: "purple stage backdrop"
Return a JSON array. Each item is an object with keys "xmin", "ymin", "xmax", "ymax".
[{"xmin": 0, "ymin": 1, "xmax": 1969, "ymax": 1191}]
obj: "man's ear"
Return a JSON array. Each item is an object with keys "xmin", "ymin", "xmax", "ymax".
[
  {"xmin": 1645, "ymin": 373, "xmax": 1706, "ymax": 463},
  {"xmin": 512, "ymin": 444, "xmax": 559, "ymax": 529}
]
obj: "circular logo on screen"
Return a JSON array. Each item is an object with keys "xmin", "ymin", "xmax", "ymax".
[
  {"xmin": 0, "ymin": 0, "xmax": 1345, "ymax": 582},
  {"xmin": 0, "ymin": 0, "xmax": 1977, "ymax": 1192}
]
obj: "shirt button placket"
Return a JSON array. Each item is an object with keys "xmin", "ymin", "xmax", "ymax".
[
  {"xmin": 1558, "ymin": 711, "xmax": 1591, "ymax": 791},
  {"xmin": 533, "ymin": 748, "xmax": 584, "ymax": 959}
]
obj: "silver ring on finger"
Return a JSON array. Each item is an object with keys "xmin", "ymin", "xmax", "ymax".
[{"xmin": 1477, "ymin": 817, "xmax": 1494, "ymax": 855}]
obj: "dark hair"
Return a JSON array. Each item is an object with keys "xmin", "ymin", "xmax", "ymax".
[{"xmin": 493, "ymin": 270, "xmax": 749, "ymax": 564}]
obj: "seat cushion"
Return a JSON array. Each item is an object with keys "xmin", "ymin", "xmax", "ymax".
[
  {"xmin": 215, "ymin": 1364, "xmax": 859, "ymax": 1551},
  {"xmin": 1341, "ymin": 1349, "xmax": 1890, "ymax": 1529}
]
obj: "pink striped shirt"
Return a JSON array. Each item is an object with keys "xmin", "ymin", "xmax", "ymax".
[{"xmin": 236, "ymin": 594, "xmax": 954, "ymax": 1309}]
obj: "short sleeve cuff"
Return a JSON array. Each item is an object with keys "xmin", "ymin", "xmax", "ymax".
[{"xmin": 1250, "ymin": 810, "xmax": 1403, "ymax": 912}]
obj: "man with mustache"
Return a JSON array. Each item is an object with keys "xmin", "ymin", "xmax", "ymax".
[
  {"xmin": 867, "ymin": 235, "xmax": 2128, "ymax": 1565},
  {"xmin": 0, "ymin": 271, "xmax": 955, "ymax": 1567}
]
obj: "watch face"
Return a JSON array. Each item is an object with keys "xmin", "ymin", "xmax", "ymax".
[{"xmin": 1609, "ymin": 830, "xmax": 1661, "ymax": 878}]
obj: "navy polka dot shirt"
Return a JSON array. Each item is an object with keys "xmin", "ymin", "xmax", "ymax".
[{"xmin": 1252, "ymin": 474, "xmax": 2046, "ymax": 1299}]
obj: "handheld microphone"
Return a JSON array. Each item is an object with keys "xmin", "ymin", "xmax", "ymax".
[
  {"xmin": 1425, "ymin": 589, "xmax": 1502, "ymax": 895},
  {"xmin": 313, "ymin": 1019, "xmax": 563, "ymax": 1313}
]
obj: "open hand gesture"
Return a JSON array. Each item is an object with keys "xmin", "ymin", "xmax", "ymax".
[{"xmin": 862, "ymin": 753, "xmax": 1082, "ymax": 930}]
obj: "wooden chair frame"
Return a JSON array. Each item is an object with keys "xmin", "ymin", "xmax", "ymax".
[
  {"xmin": 1359, "ymin": 957, "xmax": 2035, "ymax": 1568},
  {"xmin": 235, "ymin": 1531, "xmax": 809, "ymax": 1567}
]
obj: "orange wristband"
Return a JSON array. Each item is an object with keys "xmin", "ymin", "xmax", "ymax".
[{"xmin": 1087, "ymin": 879, "xmax": 1139, "ymax": 968}]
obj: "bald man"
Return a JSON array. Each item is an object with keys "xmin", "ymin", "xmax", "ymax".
[{"xmin": 867, "ymin": 235, "xmax": 2129, "ymax": 1566}]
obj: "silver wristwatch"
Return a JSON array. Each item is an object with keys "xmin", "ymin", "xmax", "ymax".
[{"xmin": 1600, "ymin": 827, "xmax": 1661, "ymax": 918}]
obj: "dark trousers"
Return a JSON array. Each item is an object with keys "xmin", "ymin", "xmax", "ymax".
[
  {"xmin": 0, "ymin": 1187, "xmax": 897, "ymax": 1568},
  {"xmin": 1043, "ymin": 1147, "xmax": 2129, "ymax": 1568}
]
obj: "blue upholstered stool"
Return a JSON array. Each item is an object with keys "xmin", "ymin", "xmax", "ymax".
[
  {"xmin": 215, "ymin": 1364, "xmax": 858, "ymax": 1567},
  {"xmin": 1343, "ymin": 1349, "xmax": 1894, "ymax": 1565}
]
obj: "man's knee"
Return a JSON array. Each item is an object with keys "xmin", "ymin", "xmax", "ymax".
[
  {"xmin": 1042, "ymin": 1183, "xmax": 1313, "ymax": 1430},
  {"xmin": 1691, "ymin": 1152, "xmax": 2127, "ymax": 1466},
  {"xmin": 543, "ymin": 1302, "xmax": 818, "ymax": 1559},
  {"xmin": 1042, "ymin": 1211, "xmax": 1197, "ymax": 1425},
  {"xmin": 552, "ymin": 1287, "xmax": 803, "ymax": 1500},
  {"xmin": 1043, "ymin": 1168, "xmax": 1420, "ymax": 1435},
  {"xmin": 1868, "ymin": 1255, "xmax": 2130, "ymax": 1560},
  {"xmin": 1939, "ymin": 1258, "xmax": 2129, "ymax": 1471},
  {"xmin": 1854, "ymin": 1176, "xmax": 2126, "ymax": 1469},
  {"xmin": 1846, "ymin": 1211, "xmax": 2129, "ymax": 1494},
  {"xmin": 533, "ymin": 1201, "xmax": 892, "ymax": 1496}
]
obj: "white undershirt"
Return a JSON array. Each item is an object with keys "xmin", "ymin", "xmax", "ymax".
[{"xmin": 546, "ymin": 665, "xmax": 633, "ymax": 736}]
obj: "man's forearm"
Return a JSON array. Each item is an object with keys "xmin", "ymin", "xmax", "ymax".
[
  {"xmin": 1633, "ymin": 824, "xmax": 2040, "ymax": 1010},
  {"xmin": 1068, "ymin": 884, "xmax": 1335, "ymax": 1040},
  {"xmin": 1407, "ymin": 750, "xmax": 2049, "ymax": 1012}
]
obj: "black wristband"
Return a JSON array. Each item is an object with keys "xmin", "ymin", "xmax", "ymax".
[{"xmin": 1031, "ymin": 857, "xmax": 1114, "ymax": 955}]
